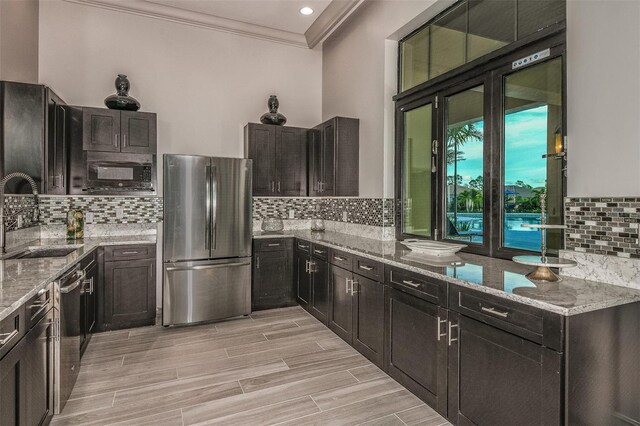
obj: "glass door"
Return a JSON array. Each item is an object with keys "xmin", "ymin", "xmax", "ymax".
[
  {"xmin": 442, "ymin": 84, "xmax": 487, "ymax": 247},
  {"xmin": 500, "ymin": 57, "xmax": 564, "ymax": 254},
  {"xmin": 399, "ymin": 97, "xmax": 437, "ymax": 239}
]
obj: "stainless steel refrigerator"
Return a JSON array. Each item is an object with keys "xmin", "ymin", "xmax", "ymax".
[{"xmin": 162, "ymin": 155, "xmax": 252, "ymax": 326}]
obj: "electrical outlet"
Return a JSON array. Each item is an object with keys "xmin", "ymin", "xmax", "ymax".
[
  {"xmin": 16, "ymin": 216, "xmax": 22, "ymax": 229},
  {"xmin": 342, "ymin": 211, "xmax": 348, "ymax": 221},
  {"xmin": 115, "ymin": 208, "xmax": 124, "ymax": 219},
  {"xmin": 85, "ymin": 212, "xmax": 95, "ymax": 224},
  {"xmin": 288, "ymin": 209, "xmax": 295, "ymax": 219}
]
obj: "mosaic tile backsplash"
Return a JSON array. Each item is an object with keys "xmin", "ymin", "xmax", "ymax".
[
  {"xmin": 564, "ymin": 197, "xmax": 640, "ymax": 259},
  {"xmin": 3, "ymin": 196, "xmax": 39, "ymax": 231},
  {"xmin": 253, "ymin": 197, "xmax": 395, "ymax": 227},
  {"xmin": 38, "ymin": 196, "xmax": 163, "ymax": 225}
]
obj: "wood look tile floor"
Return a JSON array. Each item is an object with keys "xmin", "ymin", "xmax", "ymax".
[{"xmin": 52, "ymin": 306, "xmax": 451, "ymax": 426}]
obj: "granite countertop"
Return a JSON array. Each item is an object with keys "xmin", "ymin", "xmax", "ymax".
[
  {"xmin": 0, "ymin": 235, "xmax": 157, "ymax": 322},
  {"xmin": 254, "ymin": 230, "xmax": 640, "ymax": 316}
]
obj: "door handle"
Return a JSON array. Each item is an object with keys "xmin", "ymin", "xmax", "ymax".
[
  {"xmin": 345, "ymin": 277, "xmax": 350, "ymax": 294},
  {"xmin": 271, "ymin": 181, "xmax": 275, "ymax": 192},
  {"xmin": 0, "ymin": 330, "xmax": 19, "ymax": 346},
  {"xmin": 437, "ymin": 316, "xmax": 447, "ymax": 341},
  {"xmin": 165, "ymin": 262, "xmax": 250, "ymax": 272},
  {"xmin": 448, "ymin": 321, "xmax": 458, "ymax": 346},
  {"xmin": 350, "ymin": 280, "xmax": 358, "ymax": 296},
  {"xmin": 480, "ymin": 306, "xmax": 509, "ymax": 318},
  {"xmin": 211, "ymin": 164, "xmax": 218, "ymax": 251},
  {"xmin": 114, "ymin": 134, "xmax": 119, "ymax": 147},
  {"xmin": 256, "ymin": 256, "xmax": 260, "ymax": 269},
  {"xmin": 123, "ymin": 134, "xmax": 127, "ymax": 147},
  {"xmin": 277, "ymin": 181, "xmax": 281, "ymax": 193},
  {"xmin": 205, "ymin": 165, "xmax": 211, "ymax": 250}
]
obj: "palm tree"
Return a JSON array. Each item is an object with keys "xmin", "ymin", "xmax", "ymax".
[{"xmin": 447, "ymin": 123, "xmax": 483, "ymax": 228}]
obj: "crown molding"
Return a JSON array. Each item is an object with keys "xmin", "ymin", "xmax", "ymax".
[
  {"xmin": 64, "ymin": 0, "xmax": 309, "ymax": 48},
  {"xmin": 304, "ymin": 0, "xmax": 366, "ymax": 49}
]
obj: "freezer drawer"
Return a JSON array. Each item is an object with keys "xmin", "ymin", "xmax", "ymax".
[{"xmin": 163, "ymin": 258, "xmax": 251, "ymax": 326}]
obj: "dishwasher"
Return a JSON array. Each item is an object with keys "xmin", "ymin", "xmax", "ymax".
[{"xmin": 54, "ymin": 264, "xmax": 85, "ymax": 414}]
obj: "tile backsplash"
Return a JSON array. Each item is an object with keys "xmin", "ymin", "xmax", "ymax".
[
  {"xmin": 3, "ymin": 195, "xmax": 39, "ymax": 231},
  {"xmin": 38, "ymin": 196, "xmax": 163, "ymax": 225},
  {"xmin": 253, "ymin": 197, "xmax": 395, "ymax": 227},
  {"xmin": 564, "ymin": 197, "xmax": 640, "ymax": 259}
]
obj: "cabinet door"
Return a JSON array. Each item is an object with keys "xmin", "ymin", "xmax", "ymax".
[
  {"xmin": 253, "ymin": 250, "xmax": 292, "ymax": 311},
  {"xmin": 82, "ymin": 107, "xmax": 121, "ymax": 152},
  {"xmin": 120, "ymin": 111, "xmax": 157, "ymax": 154},
  {"xmin": 104, "ymin": 258, "xmax": 156, "ymax": 330},
  {"xmin": 386, "ymin": 288, "xmax": 448, "ymax": 415},
  {"xmin": 45, "ymin": 89, "xmax": 67, "ymax": 194},
  {"xmin": 310, "ymin": 258, "xmax": 329, "ymax": 325},
  {"xmin": 308, "ymin": 127, "xmax": 322, "ymax": 196},
  {"xmin": 275, "ymin": 127, "xmax": 307, "ymax": 196},
  {"xmin": 295, "ymin": 252, "xmax": 311, "ymax": 309},
  {"xmin": 85, "ymin": 263, "xmax": 98, "ymax": 335},
  {"xmin": 447, "ymin": 313, "xmax": 562, "ymax": 426},
  {"xmin": 0, "ymin": 333, "xmax": 27, "ymax": 426},
  {"xmin": 352, "ymin": 274, "xmax": 384, "ymax": 367},
  {"xmin": 25, "ymin": 309, "xmax": 55, "ymax": 426},
  {"xmin": 328, "ymin": 265, "xmax": 353, "ymax": 343},
  {"xmin": 246, "ymin": 124, "xmax": 276, "ymax": 196},
  {"xmin": 320, "ymin": 120, "xmax": 336, "ymax": 196}
]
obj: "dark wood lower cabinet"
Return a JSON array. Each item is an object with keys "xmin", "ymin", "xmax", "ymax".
[
  {"xmin": 447, "ymin": 312, "xmax": 562, "ymax": 426},
  {"xmin": 385, "ymin": 287, "xmax": 448, "ymax": 416},
  {"xmin": 253, "ymin": 239, "xmax": 295, "ymax": 310},
  {"xmin": 309, "ymin": 257, "xmax": 329, "ymax": 324},
  {"xmin": 352, "ymin": 274, "xmax": 384, "ymax": 366},
  {"xmin": 329, "ymin": 265, "xmax": 352, "ymax": 342},
  {"xmin": 0, "ymin": 333, "xmax": 27, "ymax": 425},
  {"xmin": 295, "ymin": 251, "xmax": 311, "ymax": 309},
  {"xmin": 103, "ymin": 257, "xmax": 156, "ymax": 330}
]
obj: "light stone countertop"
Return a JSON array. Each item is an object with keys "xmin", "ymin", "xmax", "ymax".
[
  {"xmin": 0, "ymin": 235, "xmax": 157, "ymax": 322},
  {"xmin": 254, "ymin": 230, "xmax": 640, "ymax": 316}
]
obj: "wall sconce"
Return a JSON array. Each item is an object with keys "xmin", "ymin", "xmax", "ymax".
[{"xmin": 543, "ymin": 127, "xmax": 565, "ymax": 159}]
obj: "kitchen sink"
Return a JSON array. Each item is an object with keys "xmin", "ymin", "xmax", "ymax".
[{"xmin": 2, "ymin": 247, "xmax": 79, "ymax": 260}]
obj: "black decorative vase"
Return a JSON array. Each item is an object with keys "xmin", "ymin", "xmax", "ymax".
[
  {"xmin": 260, "ymin": 95, "xmax": 287, "ymax": 126},
  {"xmin": 104, "ymin": 74, "xmax": 141, "ymax": 111}
]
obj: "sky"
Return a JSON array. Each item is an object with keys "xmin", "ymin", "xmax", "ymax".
[{"xmin": 448, "ymin": 105, "xmax": 549, "ymax": 188}]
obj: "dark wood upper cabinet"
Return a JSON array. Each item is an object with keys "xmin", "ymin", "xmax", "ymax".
[
  {"xmin": 82, "ymin": 107, "xmax": 157, "ymax": 155},
  {"xmin": 244, "ymin": 123, "xmax": 307, "ymax": 196},
  {"xmin": 309, "ymin": 116, "xmax": 359, "ymax": 197},
  {"xmin": 82, "ymin": 107, "xmax": 121, "ymax": 152},
  {"xmin": 45, "ymin": 88, "xmax": 68, "ymax": 195},
  {"xmin": 121, "ymin": 110, "xmax": 157, "ymax": 154}
]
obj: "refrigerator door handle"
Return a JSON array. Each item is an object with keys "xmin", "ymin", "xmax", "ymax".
[
  {"xmin": 211, "ymin": 163, "xmax": 218, "ymax": 251},
  {"xmin": 205, "ymin": 165, "xmax": 211, "ymax": 250},
  {"xmin": 165, "ymin": 262, "xmax": 251, "ymax": 272}
]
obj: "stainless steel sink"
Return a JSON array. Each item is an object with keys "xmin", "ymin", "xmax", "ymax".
[{"xmin": 2, "ymin": 247, "xmax": 79, "ymax": 260}]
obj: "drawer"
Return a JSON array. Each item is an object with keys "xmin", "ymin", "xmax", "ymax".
[
  {"xmin": 0, "ymin": 304, "xmax": 26, "ymax": 359},
  {"xmin": 329, "ymin": 248, "xmax": 353, "ymax": 270},
  {"xmin": 104, "ymin": 244, "xmax": 156, "ymax": 261},
  {"xmin": 26, "ymin": 283, "xmax": 54, "ymax": 329},
  {"xmin": 451, "ymin": 285, "xmax": 564, "ymax": 351},
  {"xmin": 254, "ymin": 238, "xmax": 292, "ymax": 252},
  {"xmin": 386, "ymin": 266, "xmax": 447, "ymax": 306},
  {"xmin": 311, "ymin": 244, "xmax": 328, "ymax": 261},
  {"xmin": 296, "ymin": 239, "xmax": 311, "ymax": 254},
  {"xmin": 353, "ymin": 256, "xmax": 382, "ymax": 281}
]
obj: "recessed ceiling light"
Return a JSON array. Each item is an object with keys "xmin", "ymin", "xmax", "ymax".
[{"xmin": 300, "ymin": 6, "xmax": 314, "ymax": 15}]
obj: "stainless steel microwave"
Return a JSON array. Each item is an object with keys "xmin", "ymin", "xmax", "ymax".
[{"xmin": 70, "ymin": 152, "xmax": 156, "ymax": 195}]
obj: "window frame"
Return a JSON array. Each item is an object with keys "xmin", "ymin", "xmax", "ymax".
[{"xmin": 395, "ymin": 31, "xmax": 567, "ymax": 260}]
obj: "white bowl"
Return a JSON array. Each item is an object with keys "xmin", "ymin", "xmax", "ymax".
[{"xmin": 400, "ymin": 239, "xmax": 466, "ymax": 257}]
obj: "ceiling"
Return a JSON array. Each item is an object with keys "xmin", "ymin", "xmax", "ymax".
[
  {"xmin": 69, "ymin": 0, "xmax": 363, "ymax": 48},
  {"xmin": 144, "ymin": 0, "xmax": 332, "ymax": 34}
]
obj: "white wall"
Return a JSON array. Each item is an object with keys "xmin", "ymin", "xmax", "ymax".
[
  {"xmin": 0, "ymin": 0, "xmax": 39, "ymax": 83},
  {"xmin": 322, "ymin": 0, "xmax": 435, "ymax": 198},
  {"xmin": 39, "ymin": 0, "xmax": 322, "ymax": 193},
  {"xmin": 566, "ymin": 0, "xmax": 640, "ymax": 197}
]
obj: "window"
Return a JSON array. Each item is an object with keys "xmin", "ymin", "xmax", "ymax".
[
  {"xmin": 396, "ymin": 28, "xmax": 566, "ymax": 259},
  {"xmin": 399, "ymin": 0, "xmax": 565, "ymax": 93}
]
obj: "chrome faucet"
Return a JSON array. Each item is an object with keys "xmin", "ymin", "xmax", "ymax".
[{"xmin": 0, "ymin": 172, "xmax": 39, "ymax": 255}]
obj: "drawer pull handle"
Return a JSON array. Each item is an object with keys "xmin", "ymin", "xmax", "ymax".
[
  {"xmin": 0, "ymin": 329, "xmax": 19, "ymax": 346},
  {"xmin": 267, "ymin": 243, "xmax": 281, "ymax": 247},
  {"xmin": 437, "ymin": 316, "xmax": 447, "ymax": 341},
  {"xmin": 299, "ymin": 244, "xmax": 309, "ymax": 249},
  {"xmin": 359, "ymin": 265, "xmax": 374, "ymax": 271},
  {"xmin": 401, "ymin": 280, "xmax": 420, "ymax": 288},
  {"xmin": 37, "ymin": 288, "xmax": 47, "ymax": 296},
  {"xmin": 314, "ymin": 249, "xmax": 325, "ymax": 254},
  {"xmin": 121, "ymin": 251, "xmax": 140, "ymax": 255},
  {"xmin": 481, "ymin": 306, "xmax": 509, "ymax": 318},
  {"xmin": 334, "ymin": 255, "xmax": 346, "ymax": 261}
]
